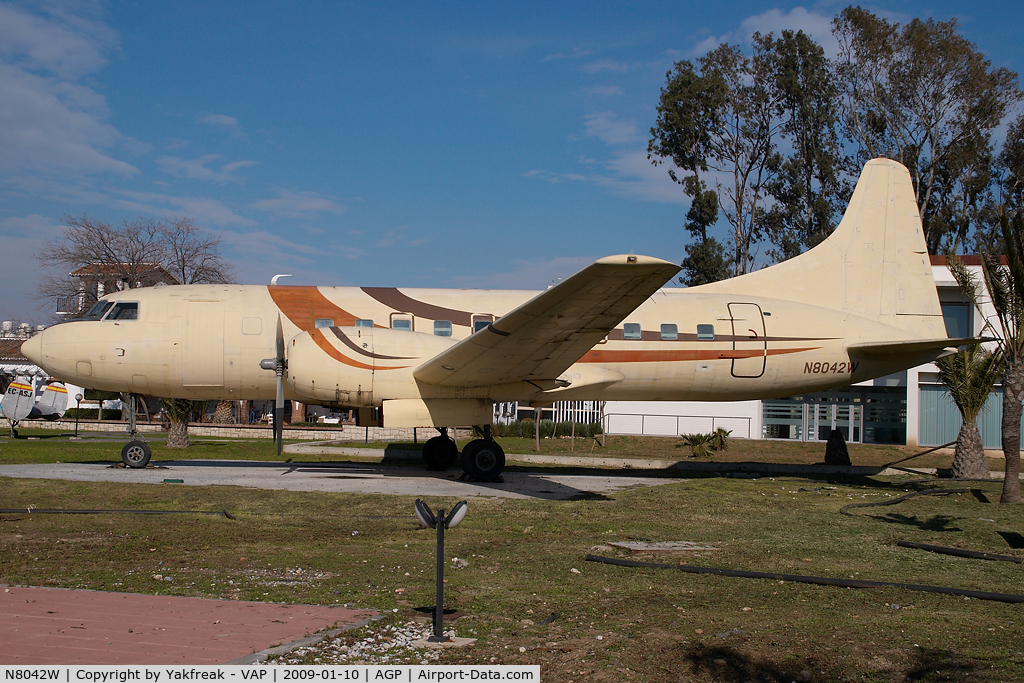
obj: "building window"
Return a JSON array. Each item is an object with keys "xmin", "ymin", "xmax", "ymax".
[
  {"xmin": 697, "ymin": 324, "xmax": 715, "ymax": 340},
  {"xmin": 355, "ymin": 319, "xmax": 374, "ymax": 328},
  {"xmin": 661, "ymin": 324, "xmax": 678, "ymax": 340},
  {"xmin": 623, "ymin": 323, "xmax": 641, "ymax": 340},
  {"xmin": 941, "ymin": 303, "xmax": 971, "ymax": 338},
  {"xmin": 434, "ymin": 320, "xmax": 452, "ymax": 337}
]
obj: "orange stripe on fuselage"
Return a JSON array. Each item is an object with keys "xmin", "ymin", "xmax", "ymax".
[
  {"xmin": 268, "ymin": 286, "xmax": 360, "ymax": 332},
  {"xmin": 309, "ymin": 328, "xmax": 410, "ymax": 371},
  {"xmin": 579, "ymin": 347, "xmax": 820, "ymax": 363}
]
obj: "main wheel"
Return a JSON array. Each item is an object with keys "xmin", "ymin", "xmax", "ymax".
[
  {"xmin": 422, "ymin": 435, "xmax": 459, "ymax": 470},
  {"xmin": 121, "ymin": 440, "xmax": 152, "ymax": 468},
  {"xmin": 461, "ymin": 439, "xmax": 505, "ymax": 481}
]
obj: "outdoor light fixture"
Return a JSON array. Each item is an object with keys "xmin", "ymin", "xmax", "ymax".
[
  {"xmin": 414, "ymin": 498, "xmax": 468, "ymax": 642},
  {"xmin": 74, "ymin": 393, "xmax": 83, "ymax": 438}
]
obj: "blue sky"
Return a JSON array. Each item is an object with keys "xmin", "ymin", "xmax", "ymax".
[{"xmin": 2, "ymin": 1, "xmax": 1023, "ymax": 323}]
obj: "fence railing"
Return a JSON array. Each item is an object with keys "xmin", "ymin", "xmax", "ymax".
[{"xmin": 603, "ymin": 413, "xmax": 752, "ymax": 439}]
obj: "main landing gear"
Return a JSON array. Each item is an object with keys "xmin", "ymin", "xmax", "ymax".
[{"xmin": 421, "ymin": 426, "xmax": 505, "ymax": 481}]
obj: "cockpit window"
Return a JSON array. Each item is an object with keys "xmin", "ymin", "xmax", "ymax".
[
  {"xmin": 105, "ymin": 302, "xmax": 139, "ymax": 320},
  {"xmin": 82, "ymin": 301, "xmax": 113, "ymax": 320}
]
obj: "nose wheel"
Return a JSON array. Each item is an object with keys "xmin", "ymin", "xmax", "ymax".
[{"xmin": 121, "ymin": 440, "xmax": 152, "ymax": 468}]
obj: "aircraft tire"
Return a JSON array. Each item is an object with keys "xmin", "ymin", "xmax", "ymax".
[
  {"xmin": 423, "ymin": 435, "xmax": 459, "ymax": 470},
  {"xmin": 121, "ymin": 440, "xmax": 152, "ymax": 468},
  {"xmin": 461, "ymin": 439, "xmax": 505, "ymax": 481}
]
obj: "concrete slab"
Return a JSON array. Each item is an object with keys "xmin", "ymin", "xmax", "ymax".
[
  {"xmin": 0, "ymin": 460, "xmax": 677, "ymax": 500},
  {"xmin": 0, "ymin": 584, "xmax": 375, "ymax": 665}
]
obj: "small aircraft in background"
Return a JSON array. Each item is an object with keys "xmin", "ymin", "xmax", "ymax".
[
  {"xmin": 22, "ymin": 159, "xmax": 973, "ymax": 473},
  {"xmin": 1, "ymin": 377, "xmax": 69, "ymax": 437}
]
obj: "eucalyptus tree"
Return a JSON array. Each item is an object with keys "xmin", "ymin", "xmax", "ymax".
[
  {"xmin": 832, "ymin": 6, "xmax": 1021, "ymax": 254},
  {"xmin": 649, "ymin": 43, "xmax": 782, "ymax": 279},
  {"xmin": 754, "ymin": 30, "xmax": 844, "ymax": 262}
]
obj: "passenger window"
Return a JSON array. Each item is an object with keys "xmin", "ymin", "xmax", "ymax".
[
  {"xmin": 83, "ymin": 301, "xmax": 113, "ymax": 320},
  {"xmin": 661, "ymin": 324, "xmax": 678, "ymax": 340},
  {"xmin": 472, "ymin": 314, "xmax": 494, "ymax": 333},
  {"xmin": 391, "ymin": 313, "xmax": 413, "ymax": 331},
  {"xmin": 106, "ymin": 302, "xmax": 138, "ymax": 321},
  {"xmin": 355, "ymin": 319, "xmax": 373, "ymax": 328},
  {"xmin": 623, "ymin": 323, "xmax": 641, "ymax": 340},
  {"xmin": 697, "ymin": 324, "xmax": 715, "ymax": 340},
  {"xmin": 314, "ymin": 318, "xmax": 335, "ymax": 329},
  {"xmin": 434, "ymin": 320, "xmax": 452, "ymax": 337}
]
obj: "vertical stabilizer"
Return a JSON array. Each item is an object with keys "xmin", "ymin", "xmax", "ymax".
[{"xmin": 697, "ymin": 158, "xmax": 941, "ymax": 336}]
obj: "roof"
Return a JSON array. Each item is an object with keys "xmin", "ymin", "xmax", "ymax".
[
  {"xmin": 930, "ymin": 255, "xmax": 1009, "ymax": 266},
  {"xmin": 70, "ymin": 263, "xmax": 180, "ymax": 284},
  {"xmin": 0, "ymin": 338, "xmax": 29, "ymax": 362}
]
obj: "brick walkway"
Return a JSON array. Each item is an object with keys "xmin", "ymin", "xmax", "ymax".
[{"xmin": 1, "ymin": 585, "xmax": 376, "ymax": 665}]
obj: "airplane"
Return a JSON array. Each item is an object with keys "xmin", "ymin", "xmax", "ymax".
[
  {"xmin": 21, "ymin": 158, "xmax": 972, "ymax": 474},
  {"xmin": 1, "ymin": 376, "xmax": 69, "ymax": 437}
]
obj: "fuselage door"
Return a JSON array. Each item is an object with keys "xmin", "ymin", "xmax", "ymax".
[{"xmin": 728, "ymin": 302, "xmax": 766, "ymax": 378}]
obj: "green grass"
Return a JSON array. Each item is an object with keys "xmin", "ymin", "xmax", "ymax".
[{"xmin": 1, "ymin": 441, "xmax": 1022, "ymax": 680}]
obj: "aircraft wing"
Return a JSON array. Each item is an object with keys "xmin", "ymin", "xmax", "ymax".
[{"xmin": 413, "ymin": 254, "xmax": 680, "ymax": 388}]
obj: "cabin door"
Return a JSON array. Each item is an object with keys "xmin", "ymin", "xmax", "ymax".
[{"xmin": 728, "ymin": 302, "xmax": 766, "ymax": 378}]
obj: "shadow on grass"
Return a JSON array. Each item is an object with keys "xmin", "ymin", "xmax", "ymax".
[
  {"xmin": 865, "ymin": 513, "xmax": 963, "ymax": 532},
  {"xmin": 682, "ymin": 643, "xmax": 982, "ymax": 682}
]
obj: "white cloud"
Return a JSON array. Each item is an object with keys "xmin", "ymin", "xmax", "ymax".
[
  {"xmin": 580, "ymin": 85, "xmax": 623, "ymax": 97},
  {"xmin": 581, "ymin": 58, "xmax": 631, "ymax": 74},
  {"xmin": 449, "ymin": 256, "xmax": 595, "ymax": 290},
  {"xmin": 687, "ymin": 7, "xmax": 838, "ymax": 57},
  {"xmin": 155, "ymin": 154, "xmax": 256, "ymax": 184},
  {"xmin": 583, "ymin": 111, "xmax": 640, "ymax": 146},
  {"xmin": 115, "ymin": 190, "xmax": 256, "ymax": 227},
  {"xmin": 199, "ymin": 113, "xmax": 245, "ymax": 137},
  {"xmin": 0, "ymin": 3, "xmax": 115, "ymax": 79},
  {"xmin": 251, "ymin": 189, "xmax": 348, "ymax": 217},
  {"xmin": 0, "ymin": 214, "xmax": 65, "ymax": 321},
  {"xmin": 0, "ymin": 4, "xmax": 136, "ymax": 179}
]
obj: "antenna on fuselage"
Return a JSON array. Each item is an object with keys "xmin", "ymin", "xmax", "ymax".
[{"xmin": 270, "ymin": 274, "xmax": 293, "ymax": 286}]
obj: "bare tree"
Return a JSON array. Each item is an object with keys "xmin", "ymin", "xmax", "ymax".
[
  {"xmin": 37, "ymin": 214, "xmax": 234, "ymax": 318},
  {"xmin": 36, "ymin": 214, "xmax": 235, "ymax": 447}
]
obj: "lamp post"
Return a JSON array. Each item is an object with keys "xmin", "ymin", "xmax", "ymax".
[
  {"xmin": 74, "ymin": 393, "xmax": 83, "ymax": 438},
  {"xmin": 414, "ymin": 499, "xmax": 468, "ymax": 642}
]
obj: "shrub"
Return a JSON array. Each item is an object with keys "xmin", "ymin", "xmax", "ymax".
[
  {"xmin": 711, "ymin": 427, "xmax": 732, "ymax": 451},
  {"xmin": 680, "ymin": 432, "xmax": 714, "ymax": 458}
]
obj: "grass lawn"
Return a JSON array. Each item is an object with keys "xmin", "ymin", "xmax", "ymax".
[{"xmin": 1, "ymin": 434, "xmax": 1022, "ymax": 680}]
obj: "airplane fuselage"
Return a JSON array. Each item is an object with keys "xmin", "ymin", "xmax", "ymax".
[{"xmin": 24, "ymin": 281, "xmax": 945, "ymax": 412}]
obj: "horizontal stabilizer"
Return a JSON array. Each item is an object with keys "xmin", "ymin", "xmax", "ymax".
[
  {"xmin": 847, "ymin": 337, "xmax": 987, "ymax": 361},
  {"xmin": 414, "ymin": 254, "xmax": 680, "ymax": 388}
]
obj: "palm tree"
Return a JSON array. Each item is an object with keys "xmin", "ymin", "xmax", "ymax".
[
  {"xmin": 949, "ymin": 214, "xmax": 1024, "ymax": 502},
  {"xmin": 936, "ymin": 345, "xmax": 1002, "ymax": 479}
]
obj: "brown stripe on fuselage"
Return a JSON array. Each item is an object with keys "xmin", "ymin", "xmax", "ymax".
[
  {"xmin": 579, "ymin": 347, "xmax": 820, "ymax": 363},
  {"xmin": 329, "ymin": 327, "xmax": 417, "ymax": 360},
  {"xmin": 361, "ymin": 287, "xmax": 473, "ymax": 326},
  {"xmin": 269, "ymin": 286, "xmax": 360, "ymax": 332},
  {"xmin": 309, "ymin": 329, "xmax": 411, "ymax": 371}
]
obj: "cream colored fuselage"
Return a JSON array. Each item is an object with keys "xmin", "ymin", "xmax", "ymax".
[{"xmin": 24, "ymin": 282, "xmax": 944, "ymax": 407}]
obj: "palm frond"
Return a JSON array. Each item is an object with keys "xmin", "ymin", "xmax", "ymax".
[{"xmin": 936, "ymin": 345, "xmax": 1002, "ymax": 421}]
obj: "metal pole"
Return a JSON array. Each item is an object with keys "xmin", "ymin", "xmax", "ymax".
[
  {"xmin": 430, "ymin": 508, "xmax": 447, "ymax": 642},
  {"xmin": 74, "ymin": 396, "xmax": 81, "ymax": 437}
]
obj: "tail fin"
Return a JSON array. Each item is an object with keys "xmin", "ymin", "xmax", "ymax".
[{"xmin": 700, "ymin": 158, "xmax": 942, "ymax": 337}]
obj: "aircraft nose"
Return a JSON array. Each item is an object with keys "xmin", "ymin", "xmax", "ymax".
[{"xmin": 21, "ymin": 333, "xmax": 43, "ymax": 365}]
